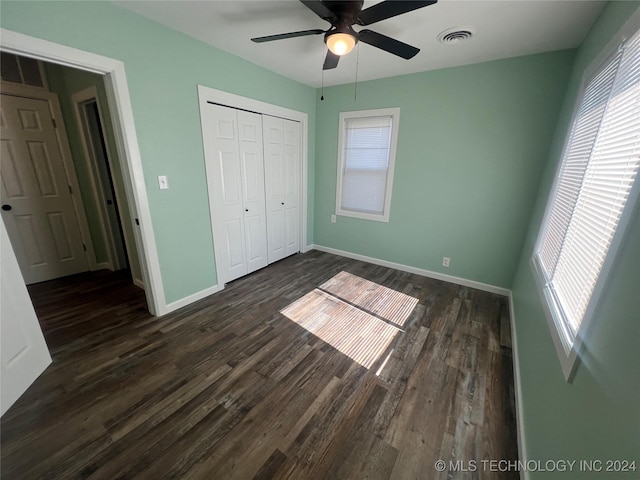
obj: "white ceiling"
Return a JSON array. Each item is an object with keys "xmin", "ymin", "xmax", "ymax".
[{"xmin": 115, "ymin": 0, "xmax": 606, "ymax": 88}]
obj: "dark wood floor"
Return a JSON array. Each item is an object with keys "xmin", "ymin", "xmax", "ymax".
[{"xmin": 1, "ymin": 251, "xmax": 518, "ymax": 479}]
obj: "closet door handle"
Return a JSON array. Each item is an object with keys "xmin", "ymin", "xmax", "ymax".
[
  {"xmin": 1, "ymin": 204, "xmax": 12, "ymax": 211},
  {"xmin": 281, "ymin": 202, "xmax": 284, "ymax": 206},
  {"xmin": 245, "ymin": 208, "xmax": 249, "ymax": 212}
]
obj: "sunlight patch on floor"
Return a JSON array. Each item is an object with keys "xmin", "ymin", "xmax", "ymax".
[
  {"xmin": 320, "ymin": 271, "xmax": 418, "ymax": 328},
  {"xmin": 280, "ymin": 272, "xmax": 419, "ymax": 369}
]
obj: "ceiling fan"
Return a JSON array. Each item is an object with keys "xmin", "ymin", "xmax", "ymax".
[{"xmin": 251, "ymin": 0, "xmax": 438, "ymax": 70}]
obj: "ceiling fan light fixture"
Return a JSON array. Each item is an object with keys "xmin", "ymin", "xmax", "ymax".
[{"xmin": 326, "ymin": 32, "xmax": 356, "ymax": 56}]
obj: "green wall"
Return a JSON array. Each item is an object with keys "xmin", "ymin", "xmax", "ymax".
[
  {"xmin": 510, "ymin": 2, "xmax": 640, "ymax": 477},
  {"xmin": 314, "ymin": 51, "xmax": 574, "ymax": 288},
  {"xmin": 1, "ymin": 1, "xmax": 316, "ymax": 304},
  {"xmin": 44, "ymin": 63, "xmax": 143, "ymax": 283}
]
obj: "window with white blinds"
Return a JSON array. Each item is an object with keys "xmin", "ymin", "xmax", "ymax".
[
  {"xmin": 533, "ymin": 24, "xmax": 640, "ymax": 379},
  {"xmin": 336, "ymin": 108, "xmax": 400, "ymax": 222}
]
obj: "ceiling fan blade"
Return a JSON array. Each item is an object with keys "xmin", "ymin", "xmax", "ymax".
[
  {"xmin": 357, "ymin": 0, "xmax": 437, "ymax": 26},
  {"xmin": 299, "ymin": 0, "xmax": 336, "ymax": 21},
  {"xmin": 323, "ymin": 51, "xmax": 340, "ymax": 70},
  {"xmin": 251, "ymin": 29, "xmax": 326, "ymax": 43},
  {"xmin": 358, "ymin": 29, "xmax": 420, "ymax": 59}
]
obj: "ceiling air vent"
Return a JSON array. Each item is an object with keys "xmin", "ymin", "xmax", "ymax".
[{"xmin": 438, "ymin": 27, "xmax": 475, "ymax": 44}]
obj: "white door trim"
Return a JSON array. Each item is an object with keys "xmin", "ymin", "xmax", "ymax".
[
  {"xmin": 197, "ymin": 85, "xmax": 309, "ymax": 290},
  {"xmin": 72, "ymin": 85, "xmax": 124, "ymax": 271},
  {"xmin": 0, "ymin": 28, "xmax": 164, "ymax": 315}
]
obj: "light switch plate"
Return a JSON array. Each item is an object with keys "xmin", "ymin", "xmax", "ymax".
[{"xmin": 158, "ymin": 175, "xmax": 169, "ymax": 190}]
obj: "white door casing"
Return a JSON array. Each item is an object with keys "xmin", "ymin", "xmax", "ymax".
[
  {"xmin": 72, "ymin": 86, "xmax": 127, "ymax": 271},
  {"xmin": 0, "ymin": 93, "xmax": 89, "ymax": 284},
  {"xmin": 1, "ymin": 219, "xmax": 52, "ymax": 416}
]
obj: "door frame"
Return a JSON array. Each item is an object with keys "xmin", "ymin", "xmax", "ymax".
[
  {"xmin": 0, "ymin": 82, "xmax": 99, "ymax": 273},
  {"xmin": 72, "ymin": 85, "xmax": 128, "ymax": 272},
  {"xmin": 197, "ymin": 85, "xmax": 310, "ymax": 289},
  {"xmin": 0, "ymin": 28, "xmax": 165, "ymax": 315}
]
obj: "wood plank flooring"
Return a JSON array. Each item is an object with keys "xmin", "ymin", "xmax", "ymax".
[{"xmin": 1, "ymin": 251, "xmax": 518, "ymax": 479}]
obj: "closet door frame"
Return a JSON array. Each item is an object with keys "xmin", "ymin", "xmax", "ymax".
[{"xmin": 198, "ymin": 85, "xmax": 309, "ymax": 288}]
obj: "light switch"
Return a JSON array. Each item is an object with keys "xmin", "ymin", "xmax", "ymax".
[{"xmin": 158, "ymin": 175, "xmax": 169, "ymax": 190}]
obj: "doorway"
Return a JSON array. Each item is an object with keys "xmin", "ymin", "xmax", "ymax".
[
  {"xmin": 1, "ymin": 55, "xmax": 139, "ymax": 287},
  {"xmin": 73, "ymin": 87, "xmax": 129, "ymax": 273}
]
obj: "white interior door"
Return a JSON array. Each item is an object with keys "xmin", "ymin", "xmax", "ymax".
[
  {"xmin": 263, "ymin": 115, "xmax": 286, "ymax": 263},
  {"xmin": 203, "ymin": 104, "xmax": 248, "ymax": 284},
  {"xmin": 0, "ymin": 94, "xmax": 89, "ymax": 284},
  {"xmin": 283, "ymin": 119, "xmax": 300, "ymax": 257},
  {"xmin": 1, "ymin": 219, "xmax": 52, "ymax": 416},
  {"xmin": 264, "ymin": 116, "xmax": 300, "ymax": 263},
  {"xmin": 237, "ymin": 111, "xmax": 268, "ymax": 274}
]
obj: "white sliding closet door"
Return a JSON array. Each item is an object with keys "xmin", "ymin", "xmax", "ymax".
[
  {"xmin": 237, "ymin": 111, "xmax": 268, "ymax": 274},
  {"xmin": 203, "ymin": 104, "xmax": 268, "ymax": 284},
  {"xmin": 283, "ymin": 119, "xmax": 300, "ymax": 257},
  {"xmin": 263, "ymin": 116, "xmax": 286, "ymax": 263},
  {"xmin": 263, "ymin": 115, "xmax": 300, "ymax": 263}
]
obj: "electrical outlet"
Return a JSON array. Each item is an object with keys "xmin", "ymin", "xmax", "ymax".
[
  {"xmin": 442, "ymin": 257, "xmax": 451, "ymax": 268},
  {"xmin": 331, "ymin": 214, "xmax": 336, "ymax": 223},
  {"xmin": 158, "ymin": 175, "xmax": 169, "ymax": 190}
]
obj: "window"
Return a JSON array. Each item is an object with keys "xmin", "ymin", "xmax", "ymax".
[
  {"xmin": 532, "ymin": 23, "xmax": 640, "ymax": 380},
  {"xmin": 335, "ymin": 108, "xmax": 400, "ymax": 222}
]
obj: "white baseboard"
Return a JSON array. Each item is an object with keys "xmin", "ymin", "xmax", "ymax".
[
  {"xmin": 160, "ymin": 284, "xmax": 223, "ymax": 315},
  {"xmin": 302, "ymin": 244, "xmax": 315, "ymax": 253},
  {"xmin": 133, "ymin": 278, "xmax": 145, "ymax": 289},
  {"xmin": 508, "ymin": 293, "xmax": 529, "ymax": 480},
  {"xmin": 310, "ymin": 244, "xmax": 511, "ymax": 296}
]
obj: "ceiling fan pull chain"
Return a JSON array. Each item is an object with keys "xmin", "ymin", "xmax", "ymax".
[
  {"xmin": 321, "ymin": 43, "xmax": 325, "ymax": 101},
  {"xmin": 354, "ymin": 43, "xmax": 360, "ymax": 101}
]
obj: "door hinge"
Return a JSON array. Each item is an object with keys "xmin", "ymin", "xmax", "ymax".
[
  {"xmin": 135, "ymin": 218, "xmax": 140, "ymax": 226},
  {"xmin": 82, "ymin": 244, "xmax": 87, "ymax": 252},
  {"xmin": 68, "ymin": 185, "xmax": 73, "ymax": 194},
  {"xmin": 52, "ymin": 118, "xmax": 57, "ymax": 129}
]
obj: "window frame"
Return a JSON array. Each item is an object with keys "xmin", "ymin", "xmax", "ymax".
[
  {"xmin": 335, "ymin": 107, "xmax": 400, "ymax": 223},
  {"xmin": 531, "ymin": 12, "xmax": 640, "ymax": 382}
]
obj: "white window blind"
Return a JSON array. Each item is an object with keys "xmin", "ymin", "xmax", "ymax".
[
  {"xmin": 535, "ymin": 28, "xmax": 640, "ymax": 351},
  {"xmin": 335, "ymin": 108, "xmax": 400, "ymax": 223},
  {"xmin": 340, "ymin": 115, "xmax": 393, "ymax": 215}
]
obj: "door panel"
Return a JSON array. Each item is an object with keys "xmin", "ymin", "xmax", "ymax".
[
  {"xmin": 284, "ymin": 120, "xmax": 300, "ymax": 256},
  {"xmin": 0, "ymin": 94, "xmax": 88, "ymax": 284},
  {"xmin": 264, "ymin": 115, "xmax": 300, "ymax": 262},
  {"xmin": 224, "ymin": 219, "xmax": 245, "ymax": 270},
  {"xmin": 242, "ymin": 152, "xmax": 261, "ymax": 203},
  {"xmin": 220, "ymin": 151, "xmax": 241, "ymax": 205},
  {"xmin": 47, "ymin": 212, "xmax": 74, "ymax": 260},
  {"xmin": 237, "ymin": 111, "xmax": 268, "ymax": 273},
  {"xmin": 1, "ymin": 220, "xmax": 52, "ymax": 416},
  {"xmin": 245, "ymin": 213, "xmax": 266, "ymax": 264},
  {"xmin": 14, "ymin": 214, "xmax": 45, "ymax": 266},
  {"xmin": 263, "ymin": 115, "xmax": 286, "ymax": 263},
  {"xmin": 204, "ymin": 104, "xmax": 248, "ymax": 283}
]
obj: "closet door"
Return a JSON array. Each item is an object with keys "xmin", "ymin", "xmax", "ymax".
[
  {"xmin": 264, "ymin": 116, "xmax": 300, "ymax": 263},
  {"xmin": 203, "ymin": 104, "xmax": 268, "ymax": 284},
  {"xmin": 263, "ymin": 115, "xmax": 286, "ymax": 263},
  {"xmin": 283, "ymin": 119, "xmax": 300, "ymax": 257},
  {"xmin": 237, "ymin": 111, "xmax": 268, "ymax": 274}
]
